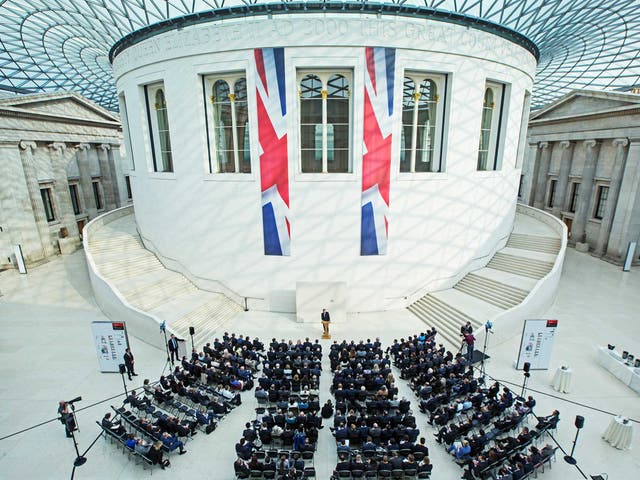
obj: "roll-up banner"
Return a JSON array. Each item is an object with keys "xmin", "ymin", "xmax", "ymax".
[
  {"xmin": 515, "ymin": 319, "xmax": 558, "ymax": 370},
  {"xmin": 92, "ymin": 321, "xmax": 130, "ymax": 372}
]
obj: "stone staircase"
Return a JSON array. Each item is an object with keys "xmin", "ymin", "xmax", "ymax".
[
  {"xmin": 507, "ymin": 233, "xmax": 561, "ymax": 254},
  {"xmin": 407, "ymin": 215, "xmax": 563, "ymax": 349},
  {"xmin": 88, "ymin": 214, "xmax": 243, "ymax": 348},
  {"xmin": 487, "ymin": 252, "xmax": 554, "ymax": 279}
]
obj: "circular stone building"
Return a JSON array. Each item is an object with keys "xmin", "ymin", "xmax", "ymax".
[{"xmin": 110, "ymin": 5, "xmax": 538, "ymax": 313}]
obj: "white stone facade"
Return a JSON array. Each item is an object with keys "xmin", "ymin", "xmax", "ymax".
[
  {"xmin": 113, "ymin": 12, "xmax": 536, "ymax": 312},
  {"xmin": 0, "ymin": 92, "xmax": 131, "ymax": 269},
  {"xmin": 521, "ymin": 89, "xmax": 640, "ymax": 264}
]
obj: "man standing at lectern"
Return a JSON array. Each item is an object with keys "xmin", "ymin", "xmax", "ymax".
[{"xmin": 321, "ymin": 309, "xmax": 330, "ymax": 335}]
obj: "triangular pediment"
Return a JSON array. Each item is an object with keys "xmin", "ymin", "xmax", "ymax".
[
  {"xmin": 532, "ymin": 90, "xmax": 640, "ymax": 121},
  {"xmin": 0, "ymin": 92, "xmax": 119, "ymax": 123}
]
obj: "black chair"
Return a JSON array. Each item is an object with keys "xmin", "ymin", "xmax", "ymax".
[
  {"xmin": 403, "ymin": 469, "xmax": 417, "ymax": 480},
  {"xmin": 378, "ymin": 471, "xmax": 391, "ymax": 478},
  {"xmin": 590, "ymin": 476, "xmax": 608, "ymax": 480},
  {"xmin": 263, "ymin": 471, "xmax": 275, "ymax": 480},
  {"xmin": 351, "ymin": 470, "xmax": 365, "ymax": 479},
  {"xmin": 303, "ymin": 467, "xmax": 316, "ymax": 479},
  {"xmin": 338, "ymin": 471, "xmax": 352, "ymax": 479},
  {"xmin": 250, "ymin": 470, "xmax": 263, "ymax": 479},
  {"xmin": 399, "ymin": 448, "xmax": 412, "ymax": 459},
  {"xmin": 302, "ymin": 450, "xmax": 314, "ymax": 465},
  {"xmin": 391, "ymin": 469, "xmax": 404, "ymax": 479}
]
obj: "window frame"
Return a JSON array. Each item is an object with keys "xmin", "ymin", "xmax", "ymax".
[
  {"xmin": 203, "ymin": 72, "xmax": 252, "ymax": 174},
  {"xmin": 297, "ymin": 69, "xmax": 353, "ymax": 174},
  {"xmin": 92, "ymin": 179, "xmax": 103, "ymax": 211},
  {"xmin": 399, "ymin": 71, "xmax": 447, "ymax": 174},
  {"xmin": 68, "ymin": 183, "xmax": 82, "ymax": 216},
  {"xmin": 547, "ymin": 178, "xmax": 557, "ymax": 209},
  {"xmin": 40, "ymin": 185, "xmax": 56, "ymax": 223},
  {"xmin": 568, "ymin": 181, "xmax": 580, "ymax": 213},
  {"xmin": 593, "ymin": 184, "xmax": 609, "ymax": 220},
  {"xmin": 125, "ymin": 175, "xmax": 132, "ymax": 200},
  {"xmin": 477, "ymin": 81, "xmax": 507, "ymax": 171},
  {"xmin": 144, "ymin": 82, "xmax": 174, "ymax": 173}
]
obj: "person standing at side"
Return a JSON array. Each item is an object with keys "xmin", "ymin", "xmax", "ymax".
[
  {"xmin": 168, "ymin": 334, "xmax": 179, "ymax": 363},
  {"xmin": 462, "ymin": 333, "xmax": 476, "ymax": 362},
  {"xmin": 321, "ymin": 309, "xmax": 330, "ymax": 335},
  {"xmin": 124, "ymin": 347, "xmax": 137, "ymax": 380},
  {"xmin": 58, "ymin": 401, "xmax": 75, "ymax": 438}
]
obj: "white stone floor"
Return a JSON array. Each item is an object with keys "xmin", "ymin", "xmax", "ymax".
[{"xmin": 0, "ymin": 248, "xmax": 639, "ymax": 479}]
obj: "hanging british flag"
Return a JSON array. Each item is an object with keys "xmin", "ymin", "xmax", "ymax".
[
  {"xmin": 361, "ymin": 47, "xmax": 395, "ymax": 256},
  {"xmin": 254, "ymin": 47, "xmax": 291, "ymax": 256}
]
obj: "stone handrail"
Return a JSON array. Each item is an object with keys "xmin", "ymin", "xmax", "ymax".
[{"xmin": 83, "ymin": 205, "xmax": 170, "ymax": 350}]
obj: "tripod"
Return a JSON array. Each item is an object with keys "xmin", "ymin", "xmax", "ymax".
[
  {"xmin": 160, "ymin": 321, "xmax": 174, "ymax": 370},
  {"xmin": 479, "ymin": 321, "xmax": 493, "ymax": 384}
]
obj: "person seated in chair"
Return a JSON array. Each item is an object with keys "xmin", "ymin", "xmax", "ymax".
[
  {"xmin": 247, "ymin": 454, "xmax": 263, "ymax": 472},
  {"xmin": 161, "ymin": 432, "xmax": 186, "ymax": 454},
  {"xmin": 146, "ymin": 441, "xmax": 170, "ymax": 469},
  {"xmin": 417, "ymin": 456, "xmax": 432, "ymax": 475},
  {"xmin": 447, "ymin": 439, "xmax": 471, "ymax": 460},
  {"xmin": 535, "ymin": 410, "xmax": 560, "ymax": 430},
  {"xmin": 234, "ymin": 456, "xmax": 250, "ymax": 479},
  {"xmin": 101, "ymin": 412, "xmax": 126, "ymax": 436}
]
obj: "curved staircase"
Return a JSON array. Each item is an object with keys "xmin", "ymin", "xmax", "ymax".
[
  {"xmin": 88, "ymin": 213, "xmax": 243, "ymax": 347},
  {"xmin": 407, "ymin": 213, "xmax": 565, "ymax": 348}
]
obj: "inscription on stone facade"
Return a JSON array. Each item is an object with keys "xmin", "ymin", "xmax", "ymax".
[{"xmin": 112, "ymin": 16, "xmax": 535, "ymax": 78}]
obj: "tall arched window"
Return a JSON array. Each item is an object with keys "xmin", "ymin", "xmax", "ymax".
[
  {"xmin": 155, "ymin": 89, "xmax": 173, "ymax": 172},
  {"xmin": 477, "ymin": 81, "xmax": 506, "ymax": 171},
  {"xmin": 299, "ymin": 71, "xmax": 351, "ymax": 173},
  {"xmin": 205, "ymin": 74, "xmax": 251, "ymax": 173},
  {"xmin": 144, "ymin": 82, "xmax": 174, "ymax": 172},
  {"xmin": 400, "ymin": 73, "xmax": 446, "ymax": 173}
]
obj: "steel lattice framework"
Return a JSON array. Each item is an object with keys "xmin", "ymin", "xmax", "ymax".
[{"xmin": 0, "ymin": 0, "xmax": 639, "ymax": 111}]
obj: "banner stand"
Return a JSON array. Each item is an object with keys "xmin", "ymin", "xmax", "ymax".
[{"xmin": 515, "ymin": 319, "xmax": 558, "ymax": 370}]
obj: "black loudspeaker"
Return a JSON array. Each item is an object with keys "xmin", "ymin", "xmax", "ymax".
[
  {"xmin": 575, "ymin": 415, "xmax": 585, "ymax": 429},
  {"xmin": 119, "ymin": 363, "xmax": 126, "ymax": 374},
  {"xmin": 189, "ymin": 326, "xmax": 195, "ymax": 335},
  {"xmin": 523, "ymin": 362, "xmax": 531, "ymax": 373}
]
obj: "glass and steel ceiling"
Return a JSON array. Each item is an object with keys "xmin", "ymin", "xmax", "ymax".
[{"xmin": 0, "ymin": 0, "xmax": 638, "ymax": 111}]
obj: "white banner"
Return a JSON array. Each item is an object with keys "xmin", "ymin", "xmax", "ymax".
[
  {"xmin": 516, "ymin": 319, "xmax": 558, "ymax": 370},
  {"xmin": 92, "ymin": 321, "xmax": 130, "ymax": 372}
]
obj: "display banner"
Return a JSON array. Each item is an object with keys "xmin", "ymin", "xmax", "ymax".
[
  {"xmin": 255, "ymin": 47, "xmax": 291, "ymax": 256},
  {"xmin": 361, "ymin": 47, "xmax": 395, "ymax": 255},
  {"xmin": 92, "ymin": 321, "xmax": 130, "ymax": 372},
  {"xmin": 516, "ymin": 319, "xmax": 558, "ymax": 370}
]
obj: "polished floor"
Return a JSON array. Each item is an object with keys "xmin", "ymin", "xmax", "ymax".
[{"xmin": 0, "ymin": 248, "xmax": 638, "ymax": 479}]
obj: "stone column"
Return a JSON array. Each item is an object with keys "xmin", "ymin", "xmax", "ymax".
[
  {"xmin": 570, "ymin": 140, "xmax": 600, "ymax": 244},
  {"xmin": 552, "ymin": 141, "xmax": 573, "ymax": 216},
  {"xmin": 98, "ymin": 144, "xmax": 117, "ymax": 210},
  {"xmin": 75, "ymin": 143, "xmax": 97, "ymax": 219},
  {"xmin": 607, "ymin": 137, "xmax": 640, "ymax": 260},
  {"xmin": 524, "ymin": 142, "xmax": 542, "ymax": 205},
  {"xmin": 594, "ymin": 139, "xmax": 629, "ymax": 257},
  {"xmin": 48, "ymin": 143, "xmax": 79, "ymax": 238},
  {"xmin": 106, "ymin": 144, "xmax": 123, "ymax": 207},
  {"xmin": 533, "ymin": 142, "xmax": 550, "ymax": 209},
  {"xmin": 19, "ymin": 141, "xmax": 55, "ymax": 256}
]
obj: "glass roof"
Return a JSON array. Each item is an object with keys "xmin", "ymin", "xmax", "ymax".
[{"xmin": 0, "ymin": 0, "xmax": 638, "ymax": 111}]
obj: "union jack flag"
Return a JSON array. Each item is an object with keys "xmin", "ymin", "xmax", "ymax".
[
  {"xmin": 361, "ymin": 47, "xmax": 395, "ymax": 255},
  {"xmin": 254, "ymin": 48, "xmax": 290, "ymax": 256}
]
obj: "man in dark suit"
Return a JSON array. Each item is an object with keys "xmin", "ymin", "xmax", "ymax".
[
  {"xmin": 321, "ymin": 309, "xmax": 330, "ymax": 335},
  {"xmin": 168, "ymin": 334, "xmax": 179, "ymax": 363},
  {"xmin": 124, "ymin": 348, "xmax": 137, "ymax": 380}
]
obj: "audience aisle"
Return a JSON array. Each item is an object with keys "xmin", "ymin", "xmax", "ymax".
[{"xmin": 0, "ymin": 249, "xmax": 639, "ymax": 478}]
